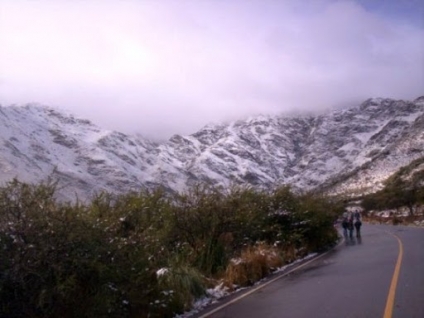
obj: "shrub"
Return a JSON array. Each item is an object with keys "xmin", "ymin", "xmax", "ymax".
[
  {"xmin": 0, "ymin": 180, "xmax": 161, "ymax": 318},
  {"xmin": 0, "ymin": 179, "xmax": 339, "ymax": 317}
]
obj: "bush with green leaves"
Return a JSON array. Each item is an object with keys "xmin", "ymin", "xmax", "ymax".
[
  {"xmin": 0, "ymin": 179, "xmax": 340, "ymax": 317},
  {"xmin": 0, "ymin": 181, "xmax": 163, "ymax": 317}
]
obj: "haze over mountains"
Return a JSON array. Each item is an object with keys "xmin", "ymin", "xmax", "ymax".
[{"xmin": 1, "ymin": 96, "xmax": 423, "ymax": 201}]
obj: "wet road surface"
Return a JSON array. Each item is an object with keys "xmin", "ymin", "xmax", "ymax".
[{"xmin": 195, "ymin": 224, "xmax": 424, "ymax": 318}]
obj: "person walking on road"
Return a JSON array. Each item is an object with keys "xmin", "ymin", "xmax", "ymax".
[
  {"xmin": 342, "ymin": 212, "xmax": 354, "ymax": 238},
  {"xmin": 353, "ymin": 210, "xmax": 362, "ymax": 237}
]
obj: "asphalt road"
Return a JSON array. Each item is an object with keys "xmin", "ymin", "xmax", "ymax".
[{"xmin": 195, "ymin": 224, "xmax": 424, "ymax": 318}]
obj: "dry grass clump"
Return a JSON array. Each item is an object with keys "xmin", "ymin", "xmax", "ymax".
[
  {"xmin": 224, "ymin": 243, "xmax": 283, "ymax": 288},
  {"xmin": 281, "ymin": 244, "xmax": 297, "ymax": 263}
]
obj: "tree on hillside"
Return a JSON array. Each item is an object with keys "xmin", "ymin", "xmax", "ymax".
[{"xmin": 362, "ymin": 158, "xmax": 424, "ymax": 216}]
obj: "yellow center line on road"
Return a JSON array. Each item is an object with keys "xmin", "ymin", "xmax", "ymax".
[{"xmin": 383, "ymin": 232, "xmax": 404, "ymax": 318}]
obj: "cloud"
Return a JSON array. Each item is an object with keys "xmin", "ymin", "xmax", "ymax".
[{"xmin": 0, "ymin": 0, "xmax": 423, "ymax": 139}]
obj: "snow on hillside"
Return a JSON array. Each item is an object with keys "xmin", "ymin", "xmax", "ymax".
[{"xmin": 0, "ymin": 96, "xmax": 423, "ymax": 200}]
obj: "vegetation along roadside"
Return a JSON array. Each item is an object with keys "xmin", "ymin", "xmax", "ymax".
[{"xmin": 0, "ymin": 179, "xmax": 342, "ymax": 318}]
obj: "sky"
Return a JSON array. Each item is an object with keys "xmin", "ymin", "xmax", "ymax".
[{"xmin": 1, "ymin": 0, "xmax": 423, "ymax": 140}]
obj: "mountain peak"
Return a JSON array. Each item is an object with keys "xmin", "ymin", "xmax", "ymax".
[{"xmin": 414, "ymin": 96, "xmax": 424, "ymax": 103}]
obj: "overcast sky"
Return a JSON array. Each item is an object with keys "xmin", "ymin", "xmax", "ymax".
[{"xmin": 1, "ymin": 0, "xmax": 423, "ymax": 140}]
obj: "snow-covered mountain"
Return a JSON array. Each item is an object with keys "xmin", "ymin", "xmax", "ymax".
[{"xmin": 1, "ymin": 96, "xmax": 423, "ymax": 201}]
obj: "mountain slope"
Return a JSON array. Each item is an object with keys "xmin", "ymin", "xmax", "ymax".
[{"xmin": 0, "ymin": 97, "xmax": 423, "ymax": 200}]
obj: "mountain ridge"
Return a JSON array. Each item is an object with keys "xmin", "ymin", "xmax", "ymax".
[{"xmin": 0, "ymin": 96, "xmax": 423, "ymax": 201}]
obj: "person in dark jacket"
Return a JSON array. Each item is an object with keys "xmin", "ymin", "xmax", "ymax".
[
  {"xmin": 342, "ymin": 212, "xmax": 354, "ymax": 238},
  {"xmin": 353, "ymin": 210, "xmax": 362, "ymax": 237}
]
